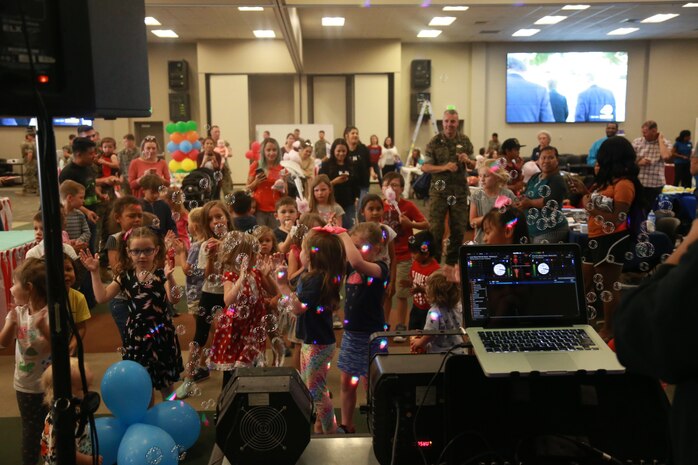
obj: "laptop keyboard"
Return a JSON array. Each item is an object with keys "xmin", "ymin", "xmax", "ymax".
[{"xmin": 478, "ymin": 329, "xmax": 599, "ymax": 353}]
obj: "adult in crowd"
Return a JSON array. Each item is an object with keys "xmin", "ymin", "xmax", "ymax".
[
  {"xmin": 632, "ymin": 120, "xmax": 672, "ymax": 215},
  {"xmin": 672, "ymin": 130, "xmax": 693, "ymax": 188},
  {"xmin": 486, "ymin": 132, "xmax": 500, "ymax": 156},
  {"xmin": 247, "ymin": 137, "xmax": 286, "ymax": 227},
  {"xmin": 506, "ymin": 57, "xmax": 554, "ymax": 123},
  {"xmin": 127, "ymin": 136, "xmax": 170, "ymax": 199},
  {"xmin": 59, "ymin": 137, "xmax": 118, "ymax": 251},
  {"xmin": 421, "ymin": 109, "xmax": 472, "ymax": 278},
  {"xmin": 501, "ymin": 138, "xmax": 526, "ymax": 195},
  {"xmin": 77, "ymin": 124, "xmax": 97, "ymax": 142},
  {"xmin": 515, "ymin": 145, "xmax": 569, "ymax": 244},
  {"xmin": 469, "ymin": 162, "xmax": 516, "ymax": 244},
  {"xmin": 614, "ymin": 218, "xmax": 698, "ymax": 464},
  {"xmin": 344, "ymin": 126, "xmax": 371, "ymax": 201},
  {"xmin": 575, "ymin": 75, "xmax": 616, "ymax": 123},
  {"xmin": 20, "ymin": 127, "xmax": 38, "ymax": 195},
  {"xmin": 319, "ymin": 138, "xmax": 359, "ymax": 230},
  {"xmin": 548, "ymin": 80, "xmax": 569, "ymax": 123},
  {"xmin": 208, "ymin": 124, "xmax": 234, "ymax": 197},
  {"xmin": 530, "ymin": 130, "xmax": 551, "ymax": 162},
  {"xmin": 118, "ymin": 134, "xmax": 140, "ymax": 195},
  {"xmin": 314, "ymin": 130, "xmax": 330, "ymax": 161},
  {"xmin": 281, "ymin": 133, "xmax": 296, "ymax": 158},
  {"xmin": 587, "ymin": 122, "xmax": 619, "ymax": 167},
  {"xmin": 367, "ymin": 135, "xmax": 382, "ymax": 185},
  {"xmin": 197, "ymin": 137, "xmax": 222, "ymax": 170},
  {"xmin": 379, "ymin": 136, "xmax": 400, "ymax": 178},
  {"xmin": 572, "ymin": 136, "xmax": 639, "ymax": 340}
]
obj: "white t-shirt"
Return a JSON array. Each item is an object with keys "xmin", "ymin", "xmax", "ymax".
[
  {"xmin": 198, "ymin": 238, "xmax": 224, "ymax": 294},
  {"xmin": 25, "ymin": 241, "xmax": 77, "ymax": 261},
  {"xmin": 12, "ymin": 305, "xmax": 51, "ymax": 393},
  {"xmin": 376, "ymin": 224, "xmax": 397, "ymax": 267}
]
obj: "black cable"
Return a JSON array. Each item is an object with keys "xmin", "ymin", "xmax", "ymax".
[
  {"xmin": 514, "ymin": 433, "xmax": 624, "ymax": 465},
  {"xmin": 412, "ymin": 343, "xmax": 467, "ymax": 465},
  {"xmin": 15, "ymin": 3, "xmax": 99, "ymax": 462},
  {"xmin": 435, "ymin": 429, "xmax": 498, "ymax": 465},
  {"xmin": 389, "ymin": 401, "xmax": 400, "ymax": 465}
]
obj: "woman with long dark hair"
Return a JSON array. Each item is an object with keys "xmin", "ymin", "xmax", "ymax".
[
  {"xmin": 319, "ymin": 138, "xmax": 359, "ymax": 230},
  {"xmin": 576, "ymin": 136, "xmax": 640, "ymax": 340},
  {"xmin": 344, "ymin": 126, "xmax": 371, "ymax": 202},
  {"xmin": 672, "ymin": 130, "xmax": 692, "ymax": 188}
]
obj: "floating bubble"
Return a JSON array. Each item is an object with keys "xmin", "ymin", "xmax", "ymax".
[
  {"xmin": 600, "ymin": 290, "xmax": 613, "ymax": 303},
  {"xmin": 213, "ymin": 171, "xmax": 223, "ymax": 182},
  {"xmin": 224, "ymin": 193, "xmax": 235, "ymax": 205},
  {"xmin": 186, "ymin": 288, "xmax": 200, "ymax": 301},
  {"xmin": 158, "ymin": 185, "xmax": 168, "ymax": 195},
  {"xmin": 151, "ymin": 218, "xmax": 161, "ymax": 229},
  {"xmin": 526, "ymin": 215, "xmax": 536, "ymax": 226},
  {"xmin": 593, "ymin": 273, "xmax": 603, "ymax": 284},
  {"xmin": 189, "ymin": 341, "xmax": 200, "ymax": 352},
  {"xmin": 199, "ymin": 178, "xmax": 210, "ymax": 190},
  {"xmin": 172, "ymin": 212, "xmax": 180, "ymax": 222},
  {"xmin": 261, "ymin": 314, "xmax": 278, "ymax": 332},
  {"xmin": 617, "ymin": 212, "xmax": 627, "ymax": 222},
  {"xmin": 509, "ymin": 170, "xmax": 518, "ymax": 179},
  {"xmin": 528, "ymin": 208, "xmax": 540, "ymax": 219},
  {"xmin": 171, "ymin": 285, "xmax": 184, "ymax": 300},
  {"xmin": 171, "ymin": 191, "xmax": 184, "ymax": 205},
  {"xmin": 447, "ymin": 195, "xmax": 457, "ymax": 206},
  {"xmin": 585, "ymin": 202, "xmax": 594, "ymax": 211},
  {"xmin": 586, "ymin": 305, "xmax": 597, "ymax": 321},
  {"xmin": 595, "ymin": 282, "xmax": 604, "ymax": 291},
  {"xmin": 546, "ymin": 200, "xmax": 559, "ymax": 210},
  {"xmin": 540, "ymin": 239, "xmax": 550, "ymax": 244},
  {"xmin": 658, "ymin": 199, "xmax": 672, "ymax": 211},
  {"xmin": 116, "ymin": 346, "xmax": 126, "ymax": 356},
  {"xmin": 602, "ymin": 222, "xmax": 615, "ymax": 234},
  {"xmin": 146, "ymin": 446, "xmax": 163, "ymax": 464},
  {"xmin": 635, "ymin": 242, "xmax": 654, "ymax": 258},
  {"xmin": 538, "ymin": 185, "xmax": 551, "ymax": 198},
  {"xmin": 214, "ymin": 223, "xmax": 228, "ymax": 238},
  {"xmin": 536, "ymin": 218, "xmax": 547, "ymax": 231},
  {"xmin": 201, "ymin": 399, "xmax": 216, "ymax": 410},
  {"xmin": 434, "ymin": 179, "xmax": 446, "ymax": 192},
  {"xmin": 607, "ymin": 254, "xmax": 615, "ymax": 263},
  {"xmin": 586, "ymin": 292, "xmax": 597, "ymax": 303},
  {"xmin": 236, "ymin": 306, "xmax": 251, "ymax": 319},
  {"xmin": 498, "ymin": 157, "xmax": 507, "ymax": 167},
  {"xmin": 624, "ymin": 251, "xmax": 634, "ymax": 261},
  {"xmin": 594, "ymin": 215, "xmax": 604, "ymax": 226},
  {"xmin": 190, "ymin": 200, "xmax": 199, "ymax": 209},
  {"xmin": 408, "ymin": 235, "xmax": 416, "ymax": 245},
  {"xmin": 519, "ymin": 236, "xmax": 528, "ymax": 244},
  {"xmin": 573, "ymin": 212, "xmax": 587, "ymax": 223},
  {"xmin": 613, "ymin": 282, "xmax": 623, "ymax": 291},
  {"xmin": 588, "ymin": 240, "xmax": 598, "ymax": 250},
  {"xmin": 639, "ymin": 262, "xmax": 650, "ymax": 272},
  {"xmin": 175, "ymin": 324, "xmax": 186, "ymax": 335}
]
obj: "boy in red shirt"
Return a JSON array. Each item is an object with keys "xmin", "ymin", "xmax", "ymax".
[
  {"xmin": 382, "ymin": 172, "xmax": 429, "ymax": 340},
  {"xmin": 403, "ymin": 230, "xmax": 441, "ymax": 330}
]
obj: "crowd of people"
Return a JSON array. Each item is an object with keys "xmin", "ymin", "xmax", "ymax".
[{"xmin": 5, "ymin": 113, "xmax": 698, "ymax": 463}]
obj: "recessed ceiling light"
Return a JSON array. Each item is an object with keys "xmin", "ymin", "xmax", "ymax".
[
  {"xmin": 417, "ymin": 29, "xmax": 442, "ymax": 38},
  {"xmin": 442, "ymin": 6, "xmax": 468, "ymax": 11},
  {"xmin": 238, "ymin": 6, "xmax": 264, "ymax": 11},
  {"xmin": 253, "ymin": 30, "xmax": 276, "ymax": 38},
  {"xmin": 512, "ymin": 28, "xmax": 540, "ymax": 37},
  {"xmin": 322, "ymin": 17, "xmax": 345, "ymax": 27},
  {"xmin": 641, "ymin": 13, "xmax": 679, "ymax": 23},
  {"xmin": 151, "ymin": 29, "xmax": 178, "ymax": 38},
  {"xmin": 144, "ymin": 17, "xmax": 161, "ymax": 26},
  {"xmin": 683, "ymin": 3, "xmax": 698, "ymax": 7},
  {"xmin": 562, "ymin": 4, "xmax": 590, "ymax": 10},
  {"xmin": 608, "ymin": 27, "xmax": 639, "ymax": 35},
  {"xmin": 429, "ymin": 16, "xmax": 456, "ymax": 26},
  {"xmin": 535, "ymin": 15, "xmax": 567, "ymax": 25}
]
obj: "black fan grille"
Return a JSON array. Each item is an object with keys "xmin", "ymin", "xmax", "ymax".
[{"xmin": 239, "ymin": 405, "xmax": 288, "ymax": 452}]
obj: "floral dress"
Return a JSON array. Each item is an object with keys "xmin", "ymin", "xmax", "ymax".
[
  {"xmin": 209, "ymin": 269, "xmax": 266, "ymax": 370},
  {"xmin": 119, "ymin": 268, "xmax": 183, "ymax": 390}
]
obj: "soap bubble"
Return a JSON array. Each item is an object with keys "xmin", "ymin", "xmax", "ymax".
[
  {"xmin": 639, "ymin": 262, "xmax": 650, "ymax": 272},
  {"xmin": 146, "ymin": 446, "xmax": 163, "ymax": 464},
  {"xmin": 635, "ymin": 242, "xmax": 654, "ymax": 258},
  {"xmin": 225, "ymin": 193, "xmax": 235, "ymax": 205},
  {"xmin": 526, "ymin": 215, "xmax": 536, "ymax": 226},
  {"xmin": 171, "ymin": 285, "xmax": 184, "ymax": 300},
  {"xmin": 434, "ymin": 179, "xmax": 446, "ymax": 192},
  {"xmin": 617, "ymin": 212, "xmax": 627, "ymax": 222},
  {"xmin": 158, "ymin": 185, "xmax": 168, "ymax": 195},
  {"xmin": 658, "ymin": 199, "xmax": 672, "ymax": 211},
  {"xmin": 199, "ymin": 178, "xmax": 210, "ymax": 190},
  {"xmin": 186, "ymin": 288, "xmax": 200, "ymax": 301},
  {"xmin": 624, "ymin": 251, "xmax": 634, "ymax": 261},
  {"xmin": 637, "ymin": 233, "xmax": 649, "ymax": 243},
  {"xmin": 588, "ymin": 240, "xmax": 598, "ymax": 250},
  {"xmin": 189, "ymin": 341, "xmax": 200, "ymax": 353},
  {"xmin": 214, "ymin": 223, "xmax": 228, "ymax": 238},
  {"xmin": 595, "ymin": 282, "xmax": 603, "ymax": 291},
  {"xmin": 585, "ymin": 202, "xmax": 594, "ymax": 211},
  {"xmin": 607, "ymin": 254, "xmax": 615, "ymax": 263},
  {"xmin": 213, "ymin": 171, "xmax": 223, "ymax": 182},
  {"xmin": 201, "ymin": 399, "xmax": 216, "ymax": 410},
  {"xmin": 171, "ymin": 191, "xmax": 184, "ymax": 204},
  {"xmin": 586, "ymin": 305, "xmax": 597, "ymax": 321},
  {"xmin": 408, "ymin": 236, "xmax": 416, "ymax": 245},
  {"xmin": 593, "ymin": 273, "xmax": 603, "ymax": 284},
  {"xmin": 116, "ymin": 346, "xmax": 126, "ymax": 356},
  {"xmin": 546, "ymin": 200, "xmax": 558, "ymax": 210},
  {"xmin": 528, "ymin": 208, "xmax": 539, "ymax": 219},
  {"xmin": 175, "ymin": 324, "xmax": 186, "ymax": 335},
  {"xmin": 613, "ymin": 282, "xmax": 623, "ymax": 291},
  {"xmin": 602, "ymin": 222, "xmax": 615, "ymax": 234},
  {"xmin": 600, "ymin": 290, "xmax": 613, "ymax": 303},
  {"xmin": 586, "ymin": 292, "xmax": 597, "ymax": 303},
  {"xmin": 151, "ymin": 218, "xmax": 161, "ymax": 229},
  {"xmin": 447, "ymin": 195, "xmax": 457, "ymax": 206},
  {"xmin": 538, "ymin": 185, "xmax": 551, "ymax": 198},
  {"xmin": 261, "ymin": 314, "xmax": 278, "ymax": 332},
  {"xmin": 519, "ymin": 236, "xmax": 528, "ymax": 244},
  {"xmin": 594, "ymin": 215, "xmax": 604, "ymax": 226},
  {"xmin": 536, "ymin": 218, "xmax": 547, "ymax": 231}
]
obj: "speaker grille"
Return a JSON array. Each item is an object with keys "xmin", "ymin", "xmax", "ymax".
[{"xmin": 239, "ymin": 405, "xmax": 288, "ymax": 452}]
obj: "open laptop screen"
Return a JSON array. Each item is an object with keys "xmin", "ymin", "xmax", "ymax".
[{"xmin": 460, "ymin": 245, "xmax": 585, "ymax": 327}]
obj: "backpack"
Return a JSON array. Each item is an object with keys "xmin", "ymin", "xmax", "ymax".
[
  {"xmin": 181, "ymin": 168, "xmax": 216, "ymax": 210},
  {"xmin": 412, "ymin": 172, "xmax": 431, "ymax": 199}
]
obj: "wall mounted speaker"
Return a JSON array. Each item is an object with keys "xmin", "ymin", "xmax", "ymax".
[
  {"xmin": 168, "ymin": 60, "xmax": 188, "ymax": 91},
  {"xmin": 0, "ymin": 0, "xmax": 150, "ymax": 118},
  {"xmin": 411, "ymin": 60, "xmax": 431, "ymax": 89},
  {"xmin": 216, "ymin": 367, "xmax": 314, "ymax": 465}
]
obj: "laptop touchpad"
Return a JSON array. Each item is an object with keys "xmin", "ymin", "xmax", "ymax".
[{"xmin": 528, "ymin": 353, "xmax": 576, "ymax": 374}]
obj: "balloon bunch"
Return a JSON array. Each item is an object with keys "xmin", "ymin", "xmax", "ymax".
[
  {"xmin": 166, "ymin": 121, "xmax": 201, "ymax": 173},
  {"xmin": 245, "ymin": 140, "xmax": 261, "ymax": 163},
  {"xmin": 95, "ymin": 361, "xmax": 201, "ymax": 465}
]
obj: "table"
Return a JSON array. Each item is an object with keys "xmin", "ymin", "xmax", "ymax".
[
  {"xmin": 400, "ymin": 165, "xmax": 422, "ymax": 199},
  {"xmin": 0, "ymin": 231, "xmax": 36, "ymax": 325},
  {"xmin": 568, "ymin": 229, "xmax": 672, "ymax": 272},
  {"xmin": 655, "ymin": 190, "xmax": 696, "ymax": 222}
]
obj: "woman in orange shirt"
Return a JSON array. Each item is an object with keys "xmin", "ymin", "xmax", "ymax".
[{"xmin": 247, "ymin": 137, "xmax": 287, "ymax": 227}]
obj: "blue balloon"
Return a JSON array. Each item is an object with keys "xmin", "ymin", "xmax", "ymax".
[
  {"xmin": 94, "ymin": 417, "xmax": 126, "ymax": 465},
  {"xmin": 167, "ymin": 141, "xmax": 178, "ymax": 153},
  {"xmin": 117, "ymin": 423, "xmax": 178, "ymax": 465},
  {"xmin": 101, "ymin": 361, "xmax": 152, "ymax": 424},
  {"xmin": 179, "ymin": 140, "xmax": 193, "ymax": 153},
  {"xmin": 193, "ymin": 141, "xmax": 202, "ymax": 151},
  {"xmin": 144, "ymin": 400, "xmax": 201, "ymax": 449}
]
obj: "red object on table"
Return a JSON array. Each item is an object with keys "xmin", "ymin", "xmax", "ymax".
[{"xmin": 665, "ymin": 164, "xmax": 675, "ymax": 186}]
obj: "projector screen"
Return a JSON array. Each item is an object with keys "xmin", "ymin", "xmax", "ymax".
[{"xmin": 506, "ymin": 51, "xmax": 627, "ymax": 124}]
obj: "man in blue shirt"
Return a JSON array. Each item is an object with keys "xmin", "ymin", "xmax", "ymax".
[
  {"xmin": 575, "ymin": 76, "xmax": 616, "ymax": 122},
  {"xmin": 506, "ymin": 57, "xmax": 554, "ymax": 123},
  {"xmin": 587, "ymin": 122, "xmax": 619, "ymax": 166}
]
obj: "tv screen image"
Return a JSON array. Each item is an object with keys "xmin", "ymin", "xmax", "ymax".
[
  {"xmin": 0, "ymin": 117, "xmax": 94, "ymax": 127},
  {"xmin": 506, "ymin": 51, "xmax": 628, "ymax": 124}
]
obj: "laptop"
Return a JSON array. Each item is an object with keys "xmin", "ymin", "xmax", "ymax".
[{"xmin": 459, "ymin": 243, "xmax": 625, "ymax": 377}]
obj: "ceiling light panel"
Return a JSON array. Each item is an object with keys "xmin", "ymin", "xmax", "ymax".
[
  {"xmin": 535, "ymin": 16, "xmax": 567, "ymax": 25},
  {"xmin": 322, "ymin": 17, "xmax": 345, "ymax": 27},
  {"xmin": 562, "ymin": 4, "xmax": 590, "ymax": 10},
  {"xmin": 442, "ymin": 6, "xmax": 468, "ymax": 11},
  {"xmin": 641, "ymin": 13, "xmax": 679, "ymax": 23},
  {"xmin": 238, "ymin": 7, "xmax": 264, "ymax": 11},
  {"xmin": 512, "ymin": 29, "xmax": 540, "ymax": 37},
  {"xmin": 144, "ymin": 17, "xmax": 161, "ymax": 26},
  {"xmin": 151, "ymin": 29, "xmax": 178, "ymax": 38},
  {"xmin": 417, "ymin": 29, "xmax": 442, "ymax": 38},
  {"xmin": 683, "ymin": 3, "xmax": 698, "ymax": 7},
  {"xmin": 429, "ymin": 17, "xmax": 456, "ymax": 26},
  {"xmin": 253, "ymin": 30, "xmax": 276, "ymax": 38},
  {"xmin": 607, "ymin": 27, "xmax": 639, "ymax": 35}
]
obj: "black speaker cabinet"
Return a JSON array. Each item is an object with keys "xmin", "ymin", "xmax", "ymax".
[
  {"xmin": 0, "ymin": 0, "xmax": 150, "ymax": 118},
  {"xmin": 168, "ymin": 60, "xmax": 188, "ymax": 91},
  {"xmin": 411, "ymin": 59, "xmax": 431, "ymax": 89},
  {"xmin": 369, "ymin": 353, "xmax": 452, "ymax": 465},
  {"xmin": 410, "ymin": 92, "xmax": 431, "ymax": 121},
  {"xmin": 216, "ymin": 367, "xmax": 314, "ymax": 465},
  {"xmin": 169, "ymin": 93, "xmax": 190, "ymax": 122}
]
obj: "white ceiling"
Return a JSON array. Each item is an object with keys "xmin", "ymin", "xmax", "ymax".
[{"xmin": 144, "ymin": 0, "xmax": 698, "ymax": 43}]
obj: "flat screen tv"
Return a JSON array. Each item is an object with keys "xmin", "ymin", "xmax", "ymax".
[
  {"xmin": 506, "ymin": 51, "xmax": 627, "ymax": 124},
  {"xmin": 0, "ymin": 117, "xmax": 94, "ymax": 127}
]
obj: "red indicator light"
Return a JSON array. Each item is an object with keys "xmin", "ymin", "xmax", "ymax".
[
  {"xmin": 37, "ymin": 75, "xmax": 49, "ymax": 84},
  {"xmin": 416, "ymin": 440, "xmax": 433, "ymax": 448}
]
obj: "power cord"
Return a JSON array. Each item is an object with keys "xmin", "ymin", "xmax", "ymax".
[{"xmin": 390, "ymin": 400, "xmax": 401, "ymax": 465}]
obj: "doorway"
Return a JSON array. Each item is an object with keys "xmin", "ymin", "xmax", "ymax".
[{"xmin": 134, "ymin": 121, "xmax": 165, "ymax": 150}]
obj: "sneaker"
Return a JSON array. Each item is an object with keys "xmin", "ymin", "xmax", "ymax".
[
  {"xmin": 393, "ymin": 324, "xmax": 407, "ymax": 343},
  {"xmin": 192, "ymin": 367, "xmax": 210, "ymax": 382},
  {"xmin": 336, "ymin": 424, "xmax": 355, "ymax": 434},
  {"xmin": 174, "ymin": 379, "xmax": 193, "ymax": 399}
]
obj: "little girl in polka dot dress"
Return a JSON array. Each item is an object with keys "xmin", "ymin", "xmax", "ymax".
[{"xmin": 209, "ymin": 231, "xmax": 277, "ymax": 389}]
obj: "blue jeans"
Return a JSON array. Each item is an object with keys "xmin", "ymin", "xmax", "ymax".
[{"xmin": 110, "ymin": 298, "xmax": 129, "ymax": 345}]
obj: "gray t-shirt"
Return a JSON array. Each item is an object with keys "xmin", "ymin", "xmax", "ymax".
[
  {"xmin": 471, "ymin": 187, "xmax": 516, "ymax": 244},
  {"xmin": 423, "ymin": 303, "xmax": 463, "ymax": 354}
]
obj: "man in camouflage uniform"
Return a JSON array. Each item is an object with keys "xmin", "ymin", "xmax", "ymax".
[
  {"xmin": 21, "ymin": 127, "xmax": 38, "ymax": 195},
  {"xmin": 421, "ymin": 109, "xmax": 474, "ymax": 277}
]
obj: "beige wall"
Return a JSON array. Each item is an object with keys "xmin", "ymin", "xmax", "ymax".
[{"xmin": 249, "ymin": 75, "xmax": 297, "ymax": 138}]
